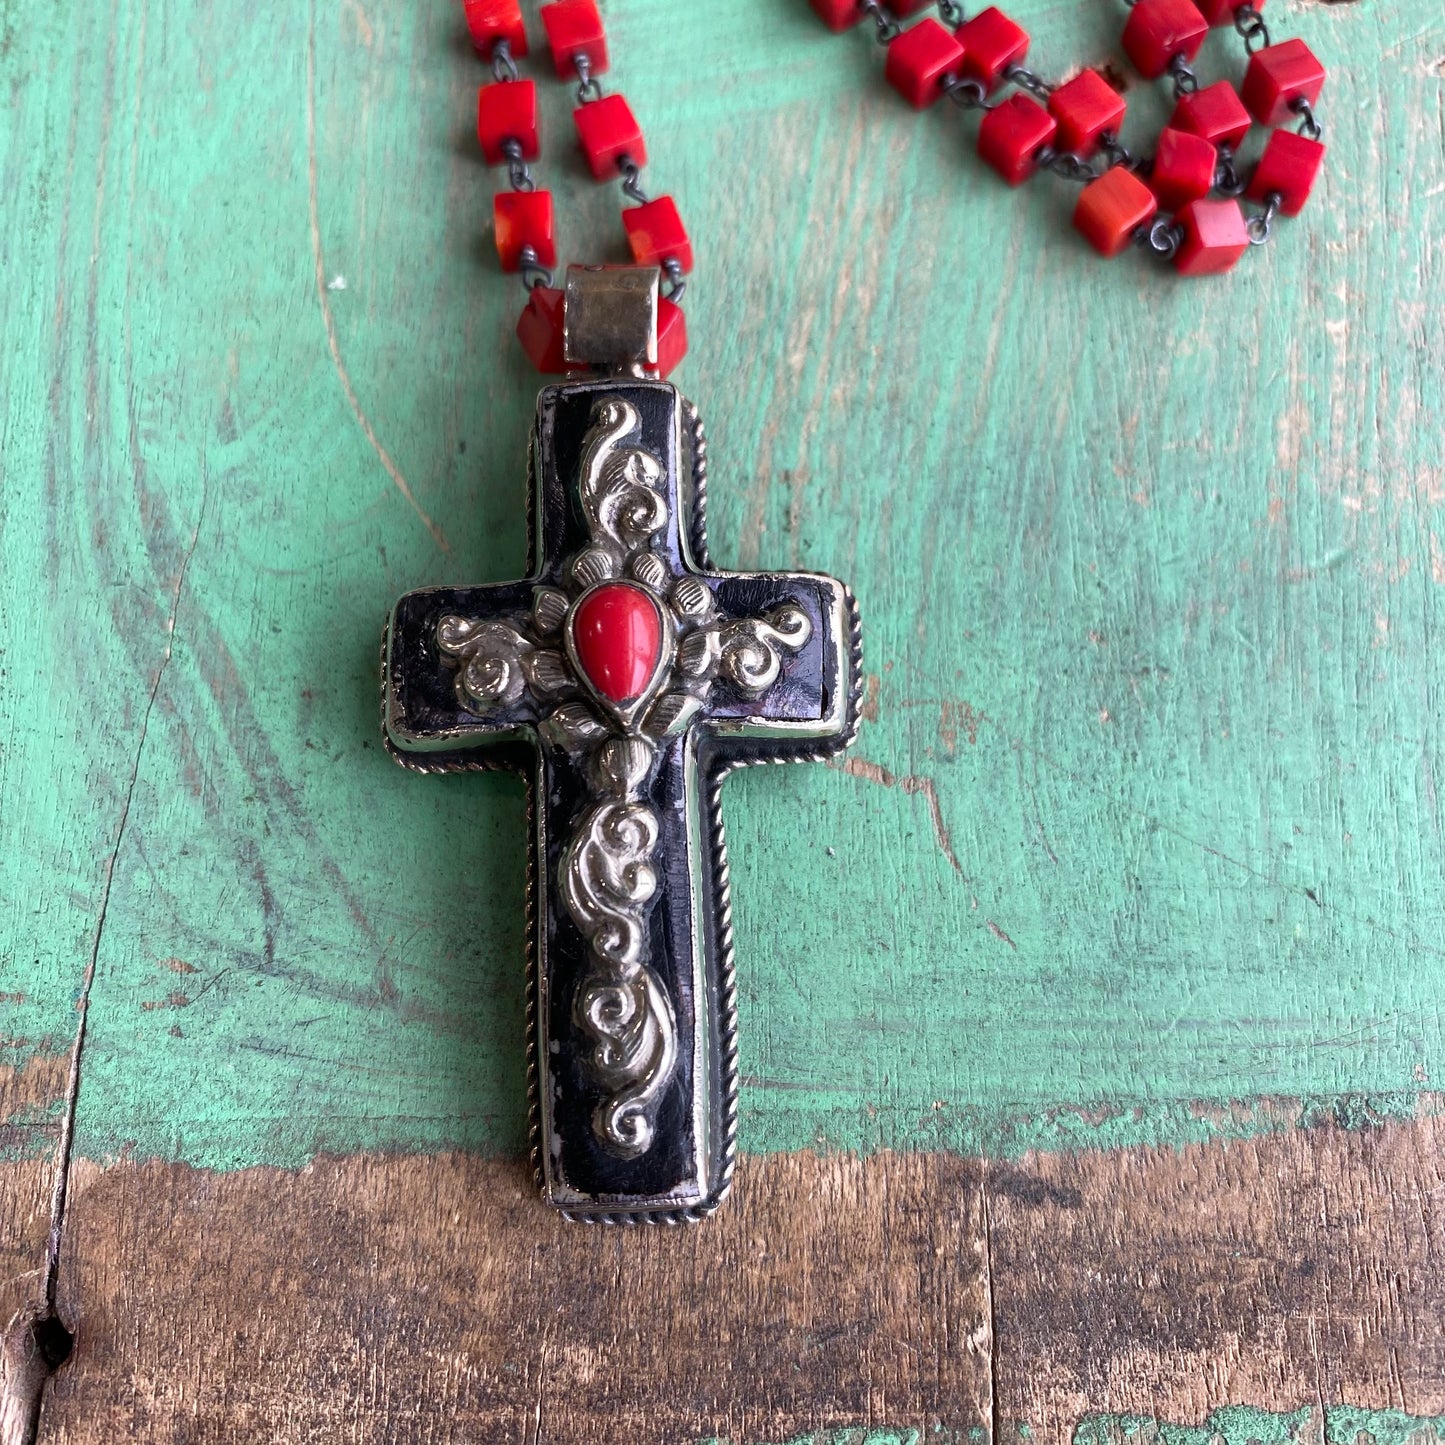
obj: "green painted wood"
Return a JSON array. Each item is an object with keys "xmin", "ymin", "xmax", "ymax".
[{"xmin": 1, "ymin": 0, "xmax": 1442, "ymax": 1171}]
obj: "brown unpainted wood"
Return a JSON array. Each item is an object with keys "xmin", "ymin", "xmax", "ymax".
[
  {"xmin": 988, "ymin": 1109, "xmax": 1445, "ymax": 1441},
  {"xmin": 41, "ymin": 1150, "xmax": 993, "ymax": 1444},
  {"xmin": 17, "ymin": 1114, "xmax": 1445, "ymax": 1444}
]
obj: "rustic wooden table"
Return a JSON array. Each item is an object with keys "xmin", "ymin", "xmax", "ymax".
[{"xmin": 3, "ymin": 0, "xmax": 1443, "ymax": 1441}]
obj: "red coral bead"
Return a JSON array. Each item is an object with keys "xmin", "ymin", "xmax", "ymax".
[
  {"xmin": 1150, "ymin": 126, "xmax": 1218, "ymax": 211},
  {"xmin": 571, "ymin": 583, "xmax": 665, "ymax": 705},
  {"xmin": 1196, "ymin": 0, "xmax": 1261, "ymax": 23},
  {"xmin": 622, "ymin": 196, "xmax": 693, "ymax": 273},
  {"xmin": 954, "ymin": 7, "xmax": 1029, "ymax": 91},
  {"xmin": 574, "ymin": 93, "xmax": 646, "ymax": 180},
  {"xmin": 1074, "ymin": 167, "xmax": 1158, "ymax": 257},
  {"xmin": 1170, "ymin": 80, "xmax": 1251, "ymax": 149},
  {"xmin": 657, "ymin": 297, "xmax": 687, "ymax": 378},
  {"xmin": 809, "ymin": 0, "xmax": 864, "ymax": 29},
  {"xmin": 1241, "ymin": 38, "xmax": 1326, "ymax": 127},
  {"xmin": 1247, "ymin": 128, "xmax": 1325, "ymax": 215},
  {"xmin": 886, "ymin": 19, "xmax": 965, "ymax": 108},
  {"xmin": 540, "ymin": 0, "xmax": 607, "ymax": 79},
  {"xmin": 1174, "ymin": 198, "xmax": 1250, "ymax": 275},
  {"xmin": 1121, "ymin": 0, "xmax": 1208, "ymax": 79},
  {"xmin": 493, "ymin": 190, "xmax": 556, "ymax": 272},
  {"xmin": 516, "ymin": 286, "xmax": 568, "ymax": 373},
  {"xmin": 977, "ymin": 94, "xmax": 1056, "ymax": 185},
  {"xmin": 463, "ymin": 0, "xmax": 527, "ymax": 58},
  {"xmin": 476, "ymin": 80, "xmax": 539, "ymax": 165},
  {"xmin": 1048, "ymin": 69, "xmax": 1125, "ymax": 157}
]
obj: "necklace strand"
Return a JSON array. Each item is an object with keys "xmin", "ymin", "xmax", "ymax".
[{"xmin": 462, "ymin": 0, "xmax": 1326, "ymax": 373}]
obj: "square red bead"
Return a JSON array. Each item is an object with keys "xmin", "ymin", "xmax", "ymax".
[
  {"xmin": 1074, "ymin": 166, "xmax": 1158, "ymax": 256},
  {"xmin": 1121, "ymin": 0, "xmax": 1208, "ymax": 79},
  {"xmin": 1048, "ymin": 69, "xmax": 1125, "ymax": 157},
  {"xmin": 1196, "ymin": 0, "xmax": 1261, "ymax": 22},
  {"xmin": 886, "ymin": 19, "xmax": 965, "ymax": 108},
  {"xmin": 1242, "ymin": 38, "xmax": 1326, "ymax": 127},
  {"xmin": 517, "ymin": 286, "xmax": 568, "ymax": 373},
  {"xmin": 1174, "ymin": 198, "xmax": 1250, "ymax": 275},
  {"xmin": 1247, "ymin": 128, "xmax": 1325, "ymax": 214},
  {"xmin": 622, "ymin": 195, "xmax": 693, "ymax": 273},
  {"xmin": 540, "ymin": 0, "xmax": 608, "ymax": 79},
  {"xmin": 809, "ymin": 0, "xmax": 864, "ymax": 29},
  {"xmin": 977, "ymin": 94, "xmax": 1056, "ymax": 186},
  {"xmin": 574, "ymin": 93, "xmax": 646, "ymax": 180},
  {"xmin": 657, "ymin": 297, "xmax": 687, "ymax": 378},
  {"xmin": 1170, "ymin": 81, "xmax": 1251, "ymax": 149},
  {"xmin": 1150, "ymin": 126, "xmax": 1218, "ymax": 211},
  {"xmin": 954, "ymin": 7, "xmax": 1029, "ymax": 91},
  {"xmin": 476, "ymin": 80, "xmax": 538, "ymax": 165},
  {"xmin": 464, "ymin": 0, "xmax": 527, "ymax": 57},
  {"xmin": 493, "ymin": 190, "xmax": 556, "ymax": 272}
]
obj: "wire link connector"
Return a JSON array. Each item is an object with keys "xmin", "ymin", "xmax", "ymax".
[
  {"xmin": 517, "ymin": 244, "xmax": 555, "ymax": 292},
  {"xmin": 859, "ymin": 0, "xmax": 902, "ymax": 45},
  {"xmin": 1246, "ymin": 192, "xmax": 1282, "ymax": 246},
  {"xmin": 1167, "ymin": 54, "xmax": 1199, "ymax": 100},
  {"xmin": 1233, "ymin": 4, "xmax": 1271, "ymax": 55},
  {"xmin": 490, "ymin": 37, "xmax": 519, "ymax": 84},
  {"xmin": 501, "ymin": 137, "xmax": 537, "ymax": 193},
  {"xmin": 573, "ymin": 52, "xmax": 604, "ymax": 105},
  {"xmin": 1003, "ymin": 64, "xmax": 1053, "ymax": 102},
  {"xmin": 1291, "ymin": 96, "xmax": 1323, "ymax": 141}
]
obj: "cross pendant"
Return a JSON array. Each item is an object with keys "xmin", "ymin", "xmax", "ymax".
[{"xmin": 384, "ymin": 341, "xmax": 859, "ymax": 1222}]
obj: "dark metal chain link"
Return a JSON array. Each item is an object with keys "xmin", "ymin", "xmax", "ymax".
[
  {"xmin": 859, "ymin": 0, "xmax": 901, "ymax": 44},
  {"xmin": 517, "ymin": 244, "xmax": 554, "ymax": 291},
  {"xmin": 1233, "ymin": 4, "xmax": 1271, "ymax": 54},
  {"xmin": 619, "ymin": 157, "xmax": 650, "ymax": 204},
  {"xmin": 942, "ymin": 75, "xmax": 993, "ymax": 112},
  {"xmin": 1139, "ymin": 217, "xmax": 1184, "ymax": 260},
  {"xmin": 501, "ymin": 137, "xmax": 536, "ymax": 193},
  {"xmin": 490, "ymin": 37, "xmax": 519, "ymax": 83},
  {"xmin": 1246, "ymin": 192, "xmax": 1281, "ymax": 246},
  {"xmin": 936, "ymin": 0, "xmax": 964, "ymax": 23},
  {"xmin": 1003, "ymin": 63, "xmax": 1052, "ymax": 102},
  {"xmin": 1292, "ymin": 96, "xmax": 1323, "ymax": 140},
  {"xmin": 1214, "ymin": 145, "xmax": 1245, "ymax": 196},
  {"xmin": 1036, "ymin": 147, "xmax": 1098, "ymax": 183},
  {"xmin": 573, "ymin": 51, "xmax": 604, "ymax": 103},
  {"xmin": 1167, "ymin": 54, "xmax": 1199, "ymax": 99}
]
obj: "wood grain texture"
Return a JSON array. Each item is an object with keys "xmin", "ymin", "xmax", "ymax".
[{"xmin": 22, "ymin": 1116, "xmax": 1445, "ymax": 1443}]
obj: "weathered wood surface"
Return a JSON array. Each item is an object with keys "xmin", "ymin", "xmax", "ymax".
[{"xmin": 2, "ymin": 0, "xmax": 1444, "ymax": 1437}]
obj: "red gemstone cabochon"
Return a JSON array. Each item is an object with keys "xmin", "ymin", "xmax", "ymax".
[{"xmin": 571, "ymin": 583, "xmax": 664, "ymax": 705}]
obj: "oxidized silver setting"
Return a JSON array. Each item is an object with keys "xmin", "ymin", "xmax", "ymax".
[{"xmin": 383, "ymin": 378, "xmax": 861, "ymax": 1221}]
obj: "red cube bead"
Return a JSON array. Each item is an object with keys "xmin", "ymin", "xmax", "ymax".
[
  {"xmin": 493, "ymin": 190, "xmax": 556, "ymax": 272},
  {"xmin": 574, "ymin": 93, "xmax": 646, "ymax": 180},
  {"xmin": 1174, "ymin": 198, "xmax": 1250, "ymax": 275},
  {"xmin": 1242, "ymin": 38, "xmax": 1325, "ymax": 127},
  {"xmin": 1247, "ymin": 128, "xmax": 1325, "ymax": 215},
  {"xmin": 886, "ymin": 19, "xmax": 965, "ymax": 109},
  {"xmin": 463, "ymin": 0, "xmax": 527, "ymax": 58},
  {"xmin": 954, "ymin": 7, "xmax": 1029, "ymax": 91},
  {"xmin": 977, "ymin": 94, "xmax": 1056, "ymax": 186},
  {"xmin": 809, "ymin": 0, "xmax": 864, "ymax": 29},
  {"xmin": 1196, "ymin": 0, "xmax": 1261, "ymax": 22},
  {"xmin": 1121, "ymin": 0, "xmax": 1208, "ymax": 79},
  {"xmin": 1150, "ymin": 126, "xmax": 1218, "ymax": 211},
  {"xmin": 622, "ymin": 195, "xmax": 693, "ymax": 272},
  {"xmin": 516, "ymin": 286, "xmax": 568, "ymax": 372},
  {"xmin": 476, "ymin": 80, "xmax": 539, "ymax": 165},
  {"xmin": 891, "ymin": 0, "xmax": 937, "ymax": 13},
  {"xmin": 1074, "ymin": 166, "xmax": 1158, "ymax": 256},
  {"xmin": 657, "ymin": 298, "xmax": 687, "ymax": 378},
  {"xmin": 1170, "ymin": 80, "xmax": 1251, "ymax": 149},
  {"xmin": 540, "ymin": 0, "xmax": 607, "ymax": 79},
  {"xmin": 1048, "ymin": 69, "xmax": 1125, "ymax": 157}
]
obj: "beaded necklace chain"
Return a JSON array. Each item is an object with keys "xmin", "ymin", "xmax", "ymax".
[{"xmin": 462, "ymin": 0, "xmax": 1327, "ymax": 377}]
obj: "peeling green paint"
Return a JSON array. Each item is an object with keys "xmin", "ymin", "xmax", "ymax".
[
  {"xmin": 3, "ymin": 0, "xmax": 1443, "ymax": 1174},
  {"xmin": 1074, "ymin": 1406, "xmax": 1445, "ymax": 1445}
]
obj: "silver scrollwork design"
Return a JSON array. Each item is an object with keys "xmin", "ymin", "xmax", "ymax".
[
  {"xmin": 718, "ymin": 604, "xmax": 812, "ymax": 697},
  {"xmin": 436, "ymin": 615, "xmax": 571, "ymax": 713},
  {"xmin": 578, "ymin": 398, "xmax": 668, "ymax": 554},
  {"xmin": 560, "ymin": 746, "xmax": 677, "ymax": 1158}
]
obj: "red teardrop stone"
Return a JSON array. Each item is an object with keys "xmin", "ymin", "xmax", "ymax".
[{"xmin": 570, "ymin": 583, "xmax": 663, "ymax": 705}]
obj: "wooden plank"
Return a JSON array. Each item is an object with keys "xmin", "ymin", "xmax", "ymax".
[
  {"xmin": 41, "ymin": 1151, "xmax": 992, "ymax": 1443},
  {"xmin": 20, "ymin": 1114, "xmax": 1445, "ymax": 1443}
]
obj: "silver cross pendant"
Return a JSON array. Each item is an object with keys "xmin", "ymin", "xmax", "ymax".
[{"xmin": 383, "ymin": 268, "xmax": 861, "ymax": 1221}]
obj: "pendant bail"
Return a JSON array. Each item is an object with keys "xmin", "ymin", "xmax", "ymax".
[{"xmin": 563, "ymin": 263, "xmax": 660, "ymax": 373}]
